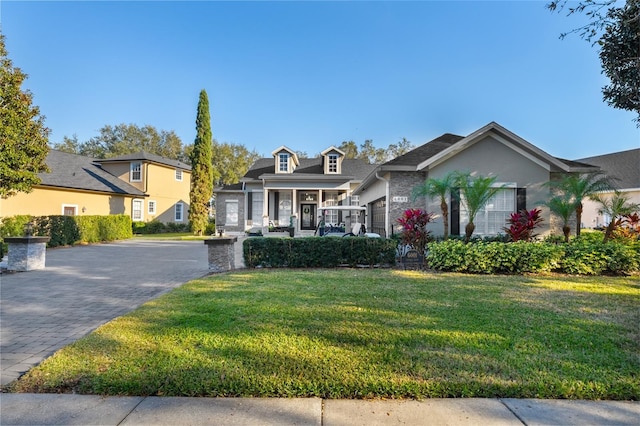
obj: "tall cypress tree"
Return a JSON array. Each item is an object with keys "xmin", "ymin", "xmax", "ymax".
[{"xmin": 189, "ymin": 89, "xmax": 214, "ymax": 235}]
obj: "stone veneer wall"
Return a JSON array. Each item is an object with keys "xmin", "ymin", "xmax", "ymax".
[
  {"xmin": 205, "ymin": 237, "xmax": 237, "ymax": 272},
  {"xmin": 6, "ymin": 237, "xmax": 50, "ymax": 271},
  {"xmin": 215, "ymin": 191, "xmax": 245, "ymax": 233},
  {"xmin": 388, "ymin": 171, "xmax": 427, "ymax": 237}
]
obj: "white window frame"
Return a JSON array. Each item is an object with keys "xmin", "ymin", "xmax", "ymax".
[
  {"xmin": 175, "ymin": 169, "xmax": 183, "ymax": 181},
  {"xmin": 328, "ymin": 153, "xmax": 338, "ymax": 173},
  {"xmin": 251, "ymin": 191, "xmax": 264, "ymax": 225},
  {"xmin": 61, "ymin": 204, "xmax": 78, "ymax": 216},
  {"xmin": 148, "ymin": 200, "xmax": 157, "ymax": 215},
  {"xmin": 278, "ymin": 153, "xmax": 289, "ymax": 173},
  {"xmin": 323, "ymin": 192, "xmax": 339, "ymax": 225},
  {"xmin": 175, "ymin": 202, "xmax": 184, "ymax": 222},
  {"xmin": 132, "ymin": 199, "xmax": 144, "ymax": 222},
  {"xmin": 278, "ymin": 192, "xmax": 292, "ymax": 226},
  {"xmin": 130, "ymin": 162, "xmax": 142, "ymax": 182},
  {"xmin": 459, "ymin": 184, "xmax": 516, "ymax": 237},
  {"xmin": 225, "ymin": 200, "xmax": 239, "ymax": 226}
]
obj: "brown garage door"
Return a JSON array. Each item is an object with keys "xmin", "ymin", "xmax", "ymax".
[{"xmin": 371, "ymin": 197, "xmax": 386, "ymax": 237}]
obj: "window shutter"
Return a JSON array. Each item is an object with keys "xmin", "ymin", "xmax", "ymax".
[
  {"xmin": 517, "ymin": 188, "xmax": 527, "ymax": 212},
  {"xmin": 274, "ymin": 192, "xmax": 279, "ymax": 220},
  {"xmin": 247, "ymin": 192, "xmax": 253, "ymax": 219},
  {"xmin": 450, "ymin": 188, "xmax": 460, "ymax": 236}
]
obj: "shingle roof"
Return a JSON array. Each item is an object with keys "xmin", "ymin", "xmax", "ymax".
[
  {"xmin": 575, "ymin": 148, "xmax": 640, "ymax": 190},
  {"xmin": 38, "ymin": 150, "xmax": 146, "ymax": 196},
  {"xmin": 383, "ymin": 133, "xmax": 465, "ymax": 167},
  {"xmin": 95, "ymin": 152, "xmax": 191, "ymax": 171},
  {"xmin": 241, "ymin": 157, "xmax": 375, "ymax": 181}
]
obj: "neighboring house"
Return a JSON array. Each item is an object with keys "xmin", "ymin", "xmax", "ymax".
[
  {"xmin": 0, "ymin": 150, "xmax": 191, "ymax": 224},
  {"xmin": 215, "ymin": 146, "xmax": 375, "ymax": 235},
  {"xmin": 574, "ymin": 148, "xmax": 640, "ymax": 229},
  {"xmin": 353, "ymin": 122, "xmax": 599, "ymax": 238}
]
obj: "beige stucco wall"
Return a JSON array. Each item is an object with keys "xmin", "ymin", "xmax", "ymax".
[
  {"xmin": 581, "ymin": 189, "xmax": 640, "ymax": 229},
  {"xmin": 144, "ymin": 163, "xmax": 191, "ymax": 223},
  {"xmin": 425, "ymin": 135, "xmax": 552, "ymax": 236},
  {"xmin": 101, "ymin": 163, "xmax": 145, "ymax": 192},
  {"xmin": 0, "ymin": 187, "xmax": 134, "ymax": 217}
]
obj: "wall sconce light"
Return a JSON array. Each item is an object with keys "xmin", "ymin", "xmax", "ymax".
[{"xmin": 82, "ymin": 207, "xmax": 86, "ymax": 213}]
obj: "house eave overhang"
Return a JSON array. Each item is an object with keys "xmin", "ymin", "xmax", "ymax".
[
  {"xmin": 353, "ymin": 164, "xmax": 415, "ymax": 196},
  {"xmin": 258, "ymin": 173, "xmax": 354, "ymax": 182},
  {"xmin": 35, "ymin": 184, "xmax": 147, "ymax": 197},
  {"xmin": 96, "ymin": 158, "xmax": 191, "ymax": 171},
  {"xmin": 415, "ymin": 122, "xmax": 572, "ymax": 173}
]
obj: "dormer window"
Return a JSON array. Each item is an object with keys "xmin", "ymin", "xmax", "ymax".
[
  {"xmin": 279, "ymin": 153, "xmax": 289, "ymax": 172},
  {"xmin": 272, "ymin": 146, "xmax": 299, "ymax": 174},
  {"xmin": 328, "ymin": 154, "xmax": 338, "ymax": 173},
  {"xmin": 321, "ymin": 146, "xmax": 345, "ymax": 174}
]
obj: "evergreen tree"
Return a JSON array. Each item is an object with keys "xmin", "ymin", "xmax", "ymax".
[
  {"xmin": 0, "ymin": 33, "xmax": 50, "ymax": 198},
  {"xmin": 189, "ymin": 90, "xmax": 214, "ymax": 236}
]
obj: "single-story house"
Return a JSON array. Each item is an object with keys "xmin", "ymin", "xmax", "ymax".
[
  {"xmin": 0, "ymin": 150, "xmax": 191, "ymax": 224},
  {"xmin": 353, "ymin": 122, "xmax": 599, "ymax": 238},
  {"xmin": 575, "ymin": 148, "xmax": 640, "ymax": 229},
  {"xmin": 215, "ymin": 146, "xmax": 375, "ymax": 236}
]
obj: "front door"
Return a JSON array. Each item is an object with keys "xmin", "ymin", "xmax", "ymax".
[{"xmin": 300, "ymin": 204, "xmax": 316, "ymax": 230}]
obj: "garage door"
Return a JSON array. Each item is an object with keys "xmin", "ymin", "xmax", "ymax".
[{"xmin": 370, "ymin": 197, "xmax": 386, "ymax": 237}]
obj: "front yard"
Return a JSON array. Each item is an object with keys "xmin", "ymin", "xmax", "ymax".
[{"xmin": 9, "ymin": 270, "xmax": 639, "ymax": 399}]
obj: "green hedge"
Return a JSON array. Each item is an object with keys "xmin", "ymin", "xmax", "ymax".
[
  {"xmin": 243, "ymin": 237, "xmax": 397, "ymax": 268},
  {"xmin": 426, "ymin": 239, "xmax": 639, "ymax": 275},
  {"xmin": 0, "ymin": 215, "xmax": 133, "ymax": 250}
]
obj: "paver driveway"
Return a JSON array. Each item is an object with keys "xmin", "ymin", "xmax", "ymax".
[{"xmin": 0, "ymin": 239, "xmax": 211, "ymax": 386}]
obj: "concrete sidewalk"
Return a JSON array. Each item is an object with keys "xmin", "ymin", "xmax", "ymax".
[{"xmin": 1, "ymin": 394, "xmax": 638, "ymax": 425}]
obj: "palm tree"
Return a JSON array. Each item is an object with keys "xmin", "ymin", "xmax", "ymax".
[
  {"xmin": 412, "ymin": 171, "xmax": 457, "ymax": 240},
  {"xmin": 455, "ymin": 172, "xmax": 503, "ymax": 243},
  {"xmin": 544, "ymin": 194, "xmax": 579, "ymax": 243},
  {"xmin": 548, "ymin": 173, "xmax": 612, "ymax": 237},
  {"xmin": 591, "ymin": 191, "xmax": 640, "ymax": 242}
]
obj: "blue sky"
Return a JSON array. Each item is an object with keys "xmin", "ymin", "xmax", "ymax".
[{"xmin": 2, "ymin": 0, "xmax": 638, "ymax": 159}]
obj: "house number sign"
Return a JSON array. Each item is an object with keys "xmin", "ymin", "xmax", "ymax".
[{"xmin": 392, "ymin": 196, "xmax": 408, "ymax": 203}]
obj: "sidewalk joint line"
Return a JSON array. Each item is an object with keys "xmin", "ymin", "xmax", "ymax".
[{"xmin": 498, "ymin": 398, "xmax": 527, "ymax": 425}]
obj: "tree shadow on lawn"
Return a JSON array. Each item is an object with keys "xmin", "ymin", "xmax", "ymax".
[{"xmin": 12, "ymin": 270, "xmax": 639, "ymax": 399}]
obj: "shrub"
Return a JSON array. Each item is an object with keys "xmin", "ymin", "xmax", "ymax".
[
  {"xmin": 427, "ymin": 238, "xmax": 637, "ymax": 275},
  {"xmin": 503, "ymin": 208, "xmax": 543, "ymax": 242},
  {"xmin": 396, "ymin": 208, "xmax": 434, "ymax": 256},
  {"xmin": 426, "ymin": 240, "xmax": 563, "ymax": 274},
  {"xmin": 166, "ymin": 222, "xmax": 189, "ymax": 233},
  {"xmin": 1, "ymin": 215, "xmax": 132, "ymax": 250},
  {"xmin": 243, "ymin": 237, "xmax": 397, "ymax": 268},
  {"xmin": 205, "ymin": 219, "xmax": 216, "ymax": 236},
  {"xmin": 0, "ymin": 215, "xmax": 32, "ymax": 256},
  {"xmin": 561, "ymin": 238, "xmax": 639, "ymax": 275}
]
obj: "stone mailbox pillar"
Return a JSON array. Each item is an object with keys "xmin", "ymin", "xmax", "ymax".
[
  {"xmin": 4, "ymin": 236, "xmax": 51, "ymax": 271},
  {"xmin": 204, "ymin": 236, "xmax": 238, "ymax": 272}
]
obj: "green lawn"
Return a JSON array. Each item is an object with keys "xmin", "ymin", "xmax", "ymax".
[{"xmin": 10, "ymin": 270, "xmax": 639, "ymax": 399}]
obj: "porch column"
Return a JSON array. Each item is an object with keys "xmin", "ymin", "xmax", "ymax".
[
  {"xmin": 291, "ymin": 189, "xmax": 297, "ymax": 216},
  {"xmin": 262, "ymin": 188, "xmax": 269, "ymax": 227}
]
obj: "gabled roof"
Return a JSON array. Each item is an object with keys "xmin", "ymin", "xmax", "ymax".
[
  {"xmin": 217, "ymin": 156, "xmax": 375, "ymax": 190},
  {"xmin": 354, "ymin": 122, "xmax": 600, "ymax": 195},
  {"xmin": 384, "ymin": 133, "xmax": 465, "ymax": 167},
  {"xmin": 37, "ymin": 150, "xmax": 146, "ymax": 196},
  {"xmin": 321, "ymin": 146, "xmax": 346, "ymax": 156},
  {"xmin": 95, "ymin": 152, "xmax": 191, "ymax": 171},
  {"xmin": 575, "ymin": 148, "xmax": 640, "ymax": 190},
  {"xmin": 415, "ymin": 122, "xmax": 591, "ymax": 173},
  {"xmin": 271, "ymin": 146, "xmax": 300, "ymax": 167}
]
